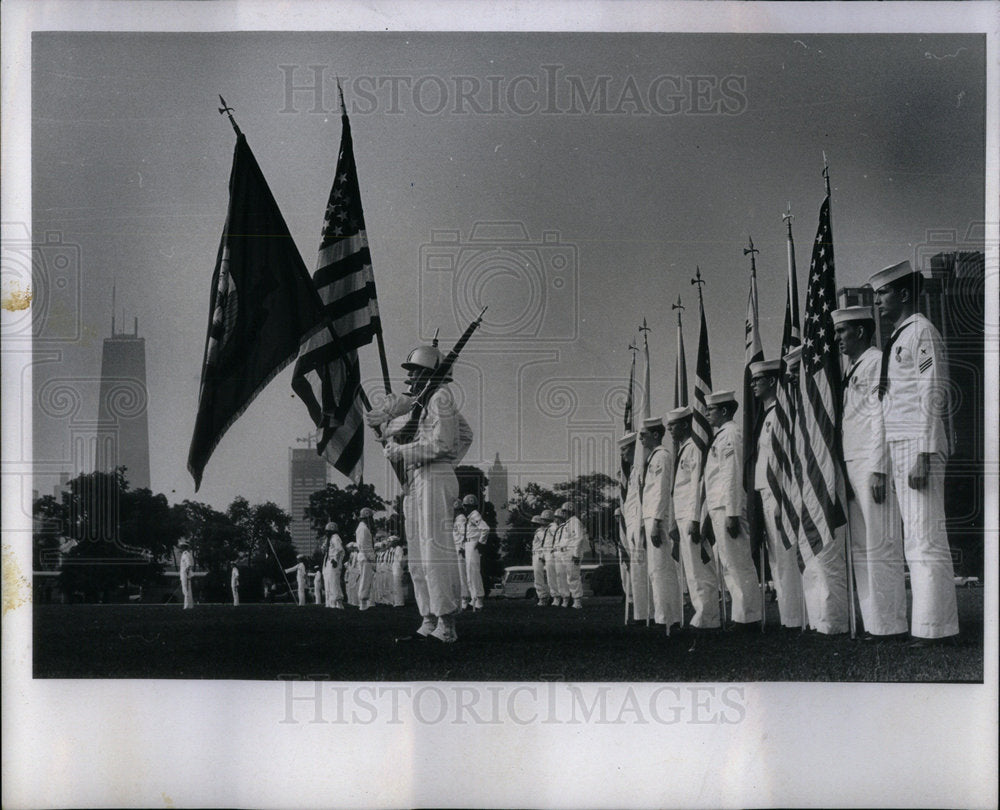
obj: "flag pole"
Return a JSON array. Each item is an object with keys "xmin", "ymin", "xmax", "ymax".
[
  {"xmin": 218, "ymin": 95, "xmax": 242, "ymax": 137},
  {"xmin": 823, "ymin": 155, "xmax": 857, "ymax": 640},
  {"xmin": 266, "ymin": 534, "xmax": 296, "ymax": 600},
  {"xmin": 638, "ymin": 317, "xmax": 652, "ymax": 628}
]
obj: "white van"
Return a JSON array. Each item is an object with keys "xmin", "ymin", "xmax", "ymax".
[{"xmin": 497, "ymin": 564, "xmax": 604, "ymax": 599}]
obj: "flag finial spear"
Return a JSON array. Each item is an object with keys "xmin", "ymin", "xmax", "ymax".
[
  {"xmin": 432, "ymin": 327, "xmax": 440, "ymax": 348},
  {"xmin": 336, "ymin": 77, "xmax": 346, "ymax": 114},
  {"xmin": 743, "ymin": 236, "xmax": 759, "ymax": 275},
  {"xmin": 218, "ymin": 95, "xmax": 242, "ymax": 137},
  {"xmin": 639, "ymin": 317, "xmax": 650, "ymax": 337},
  {"xmin": 672, "ymin": 295, "xmax": 684, "ymax": 325},
  {"xmin": 628, "ymin": 337, "xmax": 638, "ymax": 355}
]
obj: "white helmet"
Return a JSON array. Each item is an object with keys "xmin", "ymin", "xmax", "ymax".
[{"xmin": 401, "ymin": 345, "xmax": 441, "ymax": 373}]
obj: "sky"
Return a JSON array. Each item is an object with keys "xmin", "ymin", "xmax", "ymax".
[{"xmin": 29, "ymin": 31, "xmax": 987, "ymax": 514}]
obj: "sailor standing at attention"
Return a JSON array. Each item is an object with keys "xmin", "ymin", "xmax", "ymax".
[
  {"xmin": 530, "ymin": 512, "xmax": 551, "ymax": 606},
  {"xmin": 703, "ymin": 390, "xmax": 762, "ymax": 627},
  {"xmin": 869, "ymin": 260, "xmax": 958, "ymax": 645}
]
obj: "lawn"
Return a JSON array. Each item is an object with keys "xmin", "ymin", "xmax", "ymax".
[{"xmin": 32, "ymin": 588, "xmax": 984, "ymax": 681}]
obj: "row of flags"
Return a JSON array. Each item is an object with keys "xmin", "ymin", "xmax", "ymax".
[
  {"xmin": 189, "ymin": 91, "xmax": 379, "ymax": 491},
  {"xmin": 620, "ymin": 170, "xmax": 845, "ymax": 564}
]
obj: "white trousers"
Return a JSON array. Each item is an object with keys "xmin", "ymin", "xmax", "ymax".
[
  {"xmin": 844, "ymin": 457, "xmax": 907, "ymax": 635},
  {"xmin": 626, "ymin": 524, "xmax": 648, "ymax": 620},
  {"xmin": 759, "ymin": 489, "xmax": 805, "ymax": 628},
  {"xmin": 465, "ymin": 543, "xmax": 485, "ymax": 600},
  {"xmin": 708, "ymin": 509, "xmax": 762, "ymax": 624},
  {"xmin": 888, "ymin": 442, "xmax": 959, "ymax": 638},
  {"xmin": 357, "ymin": 562, "xmax": 374, "ymax": 602},
  {"xmin": 554, "ymin": 552, "xmax": 570, "ymax": 598},
  {"xmin": 181, "ymin": 577, "xmax": 194, "ymax": 609},
  {"xmin": 564, "ymin": 553, "xmax": 583, "ymax": 602},
  {"xmin": 231, "ymin": 585, "xmax": 239, "ymax": 607},
  {"xmin": 314, "ymin": 579, "xmax": 323, "ymax": 605},
  {"xmin": 406, "ymin": 462, "xmax": 461, "ymax": 618},
  {"xmin": 798, "ymin": 525, "xmax": 848, "ymax": 635},
  {"xmin": 532, "ymin": 553, "xmax": 549, "ymax": 598},
  {"xmin": 677, "ymin": 519, "xmax": 721, "ymax": 628},
  {"xmin": 643, "ymin": 518, "xmax": 682, "ymax": 626},
  {"xmin": 544, "ymin": 551, "xmax": 560, "ymax": 600},
  {"xmin": 457, "ymin": 546, "xmax": 470, "ymax": 601},
  {"xmin": 346, "ymin": 567, "xmax": 359, "ymax": 606},
  {"xmin": 391, "ymin": 566, "xmax": 405, "ymax": 606},
  {"xmin": 324, "ymin": 562, "xmax": 343, "ymax": 606}
]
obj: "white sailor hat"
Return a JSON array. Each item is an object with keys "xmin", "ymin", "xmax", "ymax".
[
  {"xmin": 539, "ymin": 509, "xmax": 555, "ymax": 521},
  {"xmin": 617, "ymin": 431, "xmax": 637, "ymax": 448},
  {"xmin": 705, "ymin": 390, "xmax": 738, "ymax": 407},
  {"xmin": 831, "ymin": 305, "xmax": 875, "ymax": 325},
  {"xmin": 297, "ymin": 554, "xmax": 307, "ymax": 560},
  {"xmin": 749, "ymin": 359, "xmax": 781, "ymax": 378},
  {"xmin": 359, "ymin": 507, "xmax": 374, "ymax": 519},
  {"xmin": 560, "ymin": 501, "xmax": 575, "ymax": 514},
  {"xmin": 640, "ymin": 416, "xmax": 664, "ymax": 431},
  {"xmin": 783, "ymin": 345, "xmax": 803, "ymax": 367},
  {"xmin": 324, "ymin": 521, "xmax": 339, "ymax": 533},
  {"xmin": 530, "ymin": 513, "xmax": 546, "ymax": 525},
  {"xmin": 177, "ymin": 540, "xmax": 190, "ymax": 549},
  {"xmin": 665, "ymin": 406, "xmax": 692, "ymax": 424},
  {"xmin": 462, "ymin": 494, "xmax": 479, "ymax": 507},
  {"xmin": 452, "ymin": 498, "xmax": 464, "ymax": 510},
  {"xmin": 869, "ymin": 260, "xmax": 918, "ymax": 290}
]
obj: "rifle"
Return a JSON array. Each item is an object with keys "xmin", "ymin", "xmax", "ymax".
[{"xmin": 387, "ymin": 307, "xmax": 487, "ymax": 481}]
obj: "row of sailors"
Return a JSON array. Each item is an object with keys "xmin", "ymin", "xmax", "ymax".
[
  {"xmin": 528, "ymin": 502, "xmax": 591, "ymax": 609},
  {"xmin": 453, "ymin": 494, "xmax": 488, "ymax": 611},
  {"xmin": 280, "ymin": 515, "xmax": 408, "ymax": 609},
  {"xmin": 601, "ymin": 262, "xmax": 959, "ymax": 644}
]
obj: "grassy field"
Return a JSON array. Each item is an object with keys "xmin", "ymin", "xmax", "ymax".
[{"xmin": 33, "ymin": 588, "xmax": 984, "ymax": 681}]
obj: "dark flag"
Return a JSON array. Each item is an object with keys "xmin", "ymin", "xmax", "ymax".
[
  {"xmin": 742, "ymin": 241, "xmax": 766, "ymax": 567},
  {"xmin": 188, "ymin": 133, "xmax": 328, "ymax": 490},
  {"xmin": 291, "ymin": 90, "xmax": 383, "ymax": 483},
  {"xmin": 692, "ymin": 273, "xmax": 716, "ymax": 550},
  {"xmin": 795, "ymin": 193, "xmax": 846, "ymax": 556}
]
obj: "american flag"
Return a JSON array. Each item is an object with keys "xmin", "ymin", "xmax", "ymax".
[
  {"xmin": 691, "ymin": 275, "xmax": 712, "ymax": 459},
  {"xmin": 742, "ymin": 246, "xmax": 764, "ymax": 492},
  {"xmin": 692, "ymin": 277, "xmax": 716, "ymax": 549},
  {"xmin": 794, "ymin": 193, "xmax": 846, "ymax": 556},
  {"xmin": 766, "ymin": 211, "xmax": 802, "ymax": 551},
  {"xmin": 291, "ymin": 93, "xmax": 382, "ymax": 483}
]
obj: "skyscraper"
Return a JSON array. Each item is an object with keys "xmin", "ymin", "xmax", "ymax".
[
  {"xmin": 95, "ymin": 303, "xmax": 150, "ymax": 491},
  {"xmin": 289, "ymin": 446, "xmax": 328, "ymax": 556},
  {"xmin": 487, "ymin": 452, "xmax": 509, "ymax": 532}
]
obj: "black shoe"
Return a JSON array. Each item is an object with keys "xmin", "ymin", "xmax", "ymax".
[{"xmin": 861, "ymin": 631, "xmax": 908, "ymax": 643}]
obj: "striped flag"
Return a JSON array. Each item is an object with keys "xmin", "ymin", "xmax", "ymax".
[
  {"xmin": 291, "ymin": 92, "xmax": 382, "ymax": 483},
  {"xmin": 691, "ymin": 278, "xmax": 716, "ymax": 548},
  {"xmin": 767, "ymin": 211, "xmax": 803, "ymax": 551},
  {"xmin": 742, "ymin": 243, "xmax": 764, "ymax": 492},
  {"xmin": 692, "ymin": 278, "xmax": 712, "ymax": 459},
  {"xmin": 795, "ymin": 193, "xmax": 846, "ymax": 556}
]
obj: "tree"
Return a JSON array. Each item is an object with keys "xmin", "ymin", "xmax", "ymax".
[
  {"xmin": 503, "ymin": 473, "xmax": 619, "ymax": 565},
  {"xmin": 44, "ymin": 469, "xmax": 183, "ymax": 602},
  {"xmin": 455, "ymin": 465, "xmax": 488, "ymax": 504},
  {"xmin": 303, "ymin": 482, "xmax": 386, "ymax": 544}
]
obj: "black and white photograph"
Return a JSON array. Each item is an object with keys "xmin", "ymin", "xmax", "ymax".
[{"xmin": 3, "ymin": 1, "xmax": 997, "ymax": 808}]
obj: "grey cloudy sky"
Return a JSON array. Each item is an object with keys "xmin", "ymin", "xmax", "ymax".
[{"xmin": 31, "ymin": 31, "xmax": 986, "ymax": 512}]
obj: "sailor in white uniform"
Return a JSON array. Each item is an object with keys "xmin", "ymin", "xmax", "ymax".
[
  {"xmin": 530, "ymin": 513, "xmax": 551, "ymax": 606},
  {"xmin": 703, "ymin": 390, "xmax": 762, "ymax": 626},
  {"xmin": 559, "ymin": 501, "xmax": 590, "ymax": 611},
  {"xmin": 461, "ymin": 494, "xmax": 487, "ymax": 610},
  {"xmin": 870, "ymin": 260, "xmax": 959, "ymax": 643},
  {"xmin": 666, "ymin": 407, "xmax": 720, "ymax": 629}
]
